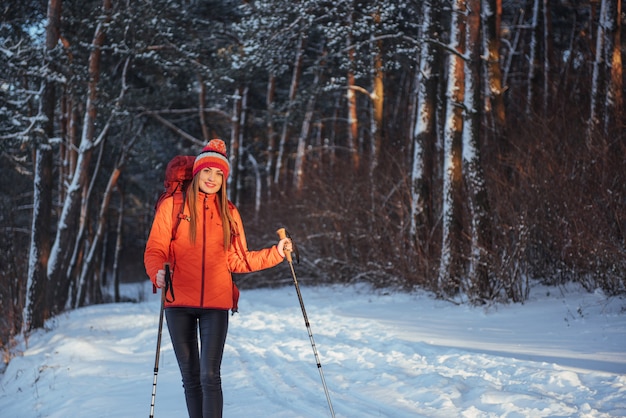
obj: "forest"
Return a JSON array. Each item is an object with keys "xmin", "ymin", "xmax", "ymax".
[{"xmin": 0, "ymin": 0, "xmax": 624, "ymax": 356}]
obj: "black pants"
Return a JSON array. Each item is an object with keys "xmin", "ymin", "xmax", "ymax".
[{"xmin": 165, "ymin": 308, "xmax": 229, "ymax": 418}]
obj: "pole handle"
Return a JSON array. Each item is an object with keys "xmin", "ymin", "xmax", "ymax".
[
  {"xmin": 161, "ymin": 262, "xmax": 171, "ymax": 303},
  {"xmin": 276, "ymin": 228, "xmax": 292, "ymax": 263},
  {"xmin": 163, "ymin": 262, "xmax": 174, "ymax": 302}
]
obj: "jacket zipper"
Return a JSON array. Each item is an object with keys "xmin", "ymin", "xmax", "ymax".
[{"xmin": 200, "ymin": 193, "xmax": 207, "ymax": 306}]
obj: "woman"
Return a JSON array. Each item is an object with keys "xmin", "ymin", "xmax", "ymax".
[{"xmin": 144, "ymin": 139, "xmax": 291, "ymax": 418}]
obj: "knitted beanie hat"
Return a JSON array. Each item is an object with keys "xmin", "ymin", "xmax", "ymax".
[{"xmin": 192, "ymin": 139, "xmax": 230, "ymax": 179}]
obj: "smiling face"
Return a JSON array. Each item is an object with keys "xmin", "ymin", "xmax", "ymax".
[{"xmin": 197, "ymin": 167, "xmax": 223, "ymax": 194}]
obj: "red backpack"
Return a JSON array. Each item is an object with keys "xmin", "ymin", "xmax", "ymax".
[
  {"xmin": 154, "ymin": 155, "xmax": 241, "ymax": 313},
  {"xmin": 155, "ymin": 155, "xmax": 196, "ymax": 239}
]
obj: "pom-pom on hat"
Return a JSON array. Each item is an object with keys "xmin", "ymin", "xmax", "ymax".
[{"xmin": 192, "ymin": 139, "xmax": 230, "ymax": 178}]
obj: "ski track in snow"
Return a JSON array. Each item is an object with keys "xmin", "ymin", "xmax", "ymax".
[{"xmin": 0, "ymin": 283, "xmax": 625, "ymax": 417}]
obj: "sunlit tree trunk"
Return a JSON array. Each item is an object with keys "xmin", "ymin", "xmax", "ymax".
[
  {"xmin": 23, "ymin": 0, "xmax": 61, "ymax": 334},
  {"xmin": 465, "ymin": 0, "xmax": 493, "ymax": 300},
  {"xmin": 481, "ymin": 0, "xmax": 506, "ymax": 139},
  {"xmin": 604, "ymin": 0, "xmax": 622, "ymax": 134},
  {"xmin": 589, "ymin": 0, "xmax": 623, "ymax": 138},
  {"xmin": 438, "ymin": 0, "xmax": 466, "ymax": 296},
  {"xmin": 370, "ymin": 8, "xmax": 384, "ymax": 177},
  {"xmin": 346, "ymin": 7, "xmax": 360, "ymax": 171}
]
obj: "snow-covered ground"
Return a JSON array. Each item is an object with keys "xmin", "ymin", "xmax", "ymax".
[{"xmin": 1, "ymin": 281, "xmax": 624, "ymax": 417}]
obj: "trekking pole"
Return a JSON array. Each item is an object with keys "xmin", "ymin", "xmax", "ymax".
[
  {"xmin": 149, "ymin": 263, "xmax": 170, "ymax": 418},
  {"xmin": 277, "ymin": 228, "xmax": 336, "ymax": 418}
]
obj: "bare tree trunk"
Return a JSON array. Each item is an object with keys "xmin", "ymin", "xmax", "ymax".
[
  {"xmin": 22, "ymin": 0, "xmax": 61, "ymax": 334},
  {"xmin": 75, "ymin": 108, "xmax": 134, "ymax": 307},
  {"xmin": 265, "ymin": 74, "xmax": 276, "ymax": 198},
  {"xmin": 481, "ymin": 0, "xmax": 506, "ymax": 140},
  {"xmin": 23, "ymin": 139, "xmax": 53, "ymax": 332},
  {"xmin": 370, "ymin": 9, "xmax": 384, "ymax": 176},
  {"xmin": 346, "ymin": 8, "xmax": 360, "ymax": 171},
  {"xmin": 410, "ymin": 0, "xmax": 440, "ymax": 248},
  {"xmin": 363, "ymin": 8, "xmax": 385, "ymax": 234},
  {"xmin": 238, "ymin": 86, "xmax": 248, "ymax": 202},
  {"xmin": 604, "ymin": 0, "xmax": 623, "ymax": 136},
  {"xmin": 75, "ymin": 166, "xmax": 121, "ymax": 307},
  {"xmin": 589, "ymin": 0, "xmax": 623, "ymax": 138},
  {"xmin": 274, "ymin": 33, "xmax": 305, "ymax": 186},
  {"xmin": 502, "ymin": 10, "xmax": 525, "ymax": 88},
  {"xmin": 294, "ymin": 72, "xmax": 319, "ymax": 192},
  {"xmin": 438, "ymin": 0, "xmax": 466, "ymax": 297},
  {"xmin": 541, "ymin": 0, "xmax": 553, "ymax": 113},
  {"xmin": 229, "ymin": 86, "xmax": 246, "ymax": 205},
  {"xmin": 329, "ymin": 93, "xmax": 341, "ymax": 169},
  {"xmin": 113, "ymin": 189, "xmax": 124, "ymax": 303},
  {"xmin": 198, "ymin": 74, "xmax": 210, "ymax": 141},
  {"xmin": 605, "ymin": 0, "xmax": 623, "ymax": 135},
  {"xmin": 47, "ymin": 0, "xmax": 113, "ymax": 314},
  {"xmin": 95, "ymin": 224, "xmax": 107, "ymax": 303},
  {"xmin": 526, "ymin": 0, "xmax": 550, "ymax": 114},
  {"xmin": 66, "ymin": 138, "xmax": 106, "ymax": 308},
  {"xmin": 464, "ymin": 0, "xmax": 493, "ymax": 300}
]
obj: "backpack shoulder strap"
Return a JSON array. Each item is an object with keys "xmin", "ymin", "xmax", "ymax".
[
  {"xmin": 171, "ymin": 186, "xmax": 187, "ymax": 241},
  {"xmin": 228, "ymin": 202, "xmax": 253, "ymax": 271}
]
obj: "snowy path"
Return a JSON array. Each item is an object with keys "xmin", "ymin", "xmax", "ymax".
[{"xmin": 1, "ymin": 283, "xmax": 624, "ymax": 417}]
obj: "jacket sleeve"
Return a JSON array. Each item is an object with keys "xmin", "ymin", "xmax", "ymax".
[
  {"xmin": 227, "ymin": 206, "xmax": 284, "ymax": 273},
  {"xmin": 144, "ymin": 198, "xmax": 174, "ymax": 286}
]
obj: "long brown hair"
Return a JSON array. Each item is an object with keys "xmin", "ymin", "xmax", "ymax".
[{"xmin": 185, "ymin": 174, "xmax": 235, "ymax": 250}]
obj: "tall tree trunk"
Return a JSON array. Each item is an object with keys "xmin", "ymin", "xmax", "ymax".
[
  {"xmin": 274, "ymin": 33, "xmax": 305, "ymax": 186},
  {"xmin": 589, "ymin": 0, "xmax": 623, "ymax": 138},
  {"xmin": 239, "ymin": 86, "xmax": 249, "ymax": 203},
  {"xmin": 265, "ymin": 74, "xmax": 276, "ymax": 198},
  {"xmin": 365, "ymin": 8, "xmax": 385, "ymax": 234},
  {"xmin": 481, "ymin": 0, "xmax": 506, "ymax": 140},
  {"xmin": 74, "ymin": 106, "xmax": 134, "ymax": 306},
  {"xmin": 438, "ymin": 0, "xmax": 466, "ymax": 296},
  {"xmin": 465, "ymin": 0, "xmax": 493, "ymax": 300},
  {"xmin": 526, "ymin": 0, "xmax": 550, "ymax": 114},
  {"xmin": 75, "ymin": 166, "xmax": 121, "ymax": 307},
  {"xmin": 346, "ymin": 8, "xmax": 360, "ymax": 171},
  {"xmin": 229, "ymin": 86, "xmax": 246, "ymax": 205},
  {"xmin": 113, "ymin": 189, "xmax": 124, "ymax": 303},
  {"xmin": 604, "ymin": 0, "xmax": 622, "ymax": 136},
  {"xmin": 65, "ymin": 139, "xmax": 105, "ymax": 308},
  {"xmin": 198, "ymin": 74, "xmax": 210, "ymax": 141},
  {"xmin": 541, "ymin": 0, "xmax": 553, "ymax": 113},
  {"xmin": 294, "ymin": 71, "xmax": 320, "ymax": 192},
  {"xmin": 22, "ymin": 0, "xmax": 61, "ymax": 334},
  {"xmin": 370, "ymin": 8, "xmax": 384, "ymax": 175},
  {"xmin": 48, "ymin": 0, "xmax": 113, "ymax": 314},
  {"xmin": 410, "ymin": 0, "xmax": 440, "ymax": 252}
]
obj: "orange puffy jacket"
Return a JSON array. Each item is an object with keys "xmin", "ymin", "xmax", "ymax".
[{"xmin": 144, "ymin": 192, "xmax": 284, "ymax": 309}]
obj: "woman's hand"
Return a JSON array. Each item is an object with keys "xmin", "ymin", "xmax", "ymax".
[
  {"xmin": 277, "ymin": 237, "xmax": 293, "ymax": 258},
  {"xmin": 155, "ymin": 269, "xmax": 165, "ymax": 288}
]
